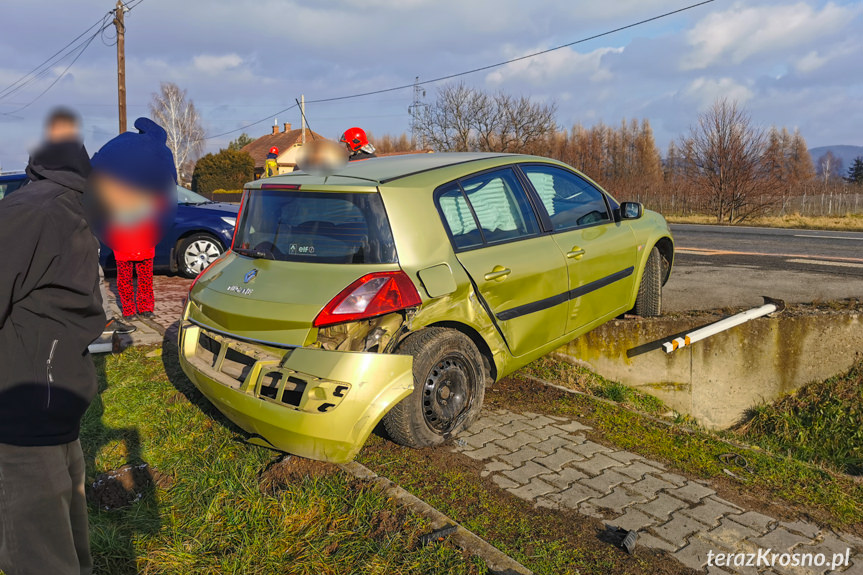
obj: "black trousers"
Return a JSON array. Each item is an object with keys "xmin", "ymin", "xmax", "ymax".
[{"xmin": 0, "ymin": 440, "xmax": 92, "ymax": 575}]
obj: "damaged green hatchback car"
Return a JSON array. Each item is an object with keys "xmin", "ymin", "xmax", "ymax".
[{"xmin": 178, "ymin": 153, "xmax": 674, "ymax": 463}]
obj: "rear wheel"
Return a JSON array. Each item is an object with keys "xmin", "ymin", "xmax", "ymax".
[
  {"xmin": 177, "ymin": 233, "xmax": 224, "ymax": 278},
  {"xmin": 383, "ymin": 328, "xmax": 486, "ymax": 448},
  {"xmin": 634, "ymin": 246, "xmax": 663, "ymax": 317}
]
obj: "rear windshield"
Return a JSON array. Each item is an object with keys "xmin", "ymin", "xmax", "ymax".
[{"xmin": 233, "ymin": 189, "xmax": 398, "ymax": 264}]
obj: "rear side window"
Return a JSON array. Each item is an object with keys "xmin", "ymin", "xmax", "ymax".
[
  {"xmin": 234, "ymin": 190, "xmax": 397, "ymax": 264},
  {"xmin": 438, "ymin": 184, "xmax": 483, "ymax": 250},
  {"xmin": 522, "ymin": 165, "xmax": 611, "ymax": 231},
  {"xmin": 437, "ymin": 168, "xmax": 540, "ymax": 250}
]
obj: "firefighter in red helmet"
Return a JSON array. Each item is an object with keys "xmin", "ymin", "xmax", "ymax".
[
  {"xmin": 264, "ymin": 146, "xmax": 279, "ymax": 177},
  {"xmin": 339, "ymin": 127, "xmax": 376, "ymax": 161}
]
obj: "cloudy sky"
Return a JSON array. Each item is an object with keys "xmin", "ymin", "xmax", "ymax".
[{"xmin": 1, "ymin": 0, "xmax": 861, "ymax": 170}]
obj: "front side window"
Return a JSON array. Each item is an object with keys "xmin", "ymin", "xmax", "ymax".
[
  {"xmin": 437, "ymin": 168, "xmax": 541, "ymax": 250},
  {"xmin": 234, "ymin": 190, "xmax": 397, "ymax": 264},
  {"xmin": 522, "ymin": 165, "xmax": 611, "ymax": 231}
]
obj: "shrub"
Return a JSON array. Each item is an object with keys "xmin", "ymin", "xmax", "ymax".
[{"xmin": 192, "ymin": 149, "xmax": 254, "ymax": 196}]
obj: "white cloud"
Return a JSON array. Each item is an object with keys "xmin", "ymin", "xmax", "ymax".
[
  {"xmin": 683, "ymin": 1, "xmax": 860, "ymax": 70},
  {"xmin": 795, "ymin": 50, "xmax": 828, "ymax": 74},
  {"xmin": 485, "ymin": 46, "xmax": 622, "ymax": 87},
  {"xmin": 683, "ymin": 77, "xmax": 754, "ymax": 108},
  {"xmin": 192, "ymin": 53, "xmax": 243, "ymax": 74}
]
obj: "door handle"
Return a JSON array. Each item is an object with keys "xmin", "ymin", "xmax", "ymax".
[
  {"xmin": 567, "ymin": 248, "xmax": 586, "ymax": 260},
  {"xmin": 484, "ymin": 266, "xmax": 511, "ymax": 282}
]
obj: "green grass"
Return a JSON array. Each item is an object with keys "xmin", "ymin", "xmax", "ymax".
[
  {"xmin": 522, "ymin": 356, "xmax": 667, "ymax": 415},
  {"xmin": 734, "ymin": 361, "xmax": 863, "ymax": 475},
  {"xmin": 80, "ymin": 346, "xmax": 486, "ymax": 575},
  {"xmin": 503, "ymin": 365, "xmax": 863, "ymax": 531}
]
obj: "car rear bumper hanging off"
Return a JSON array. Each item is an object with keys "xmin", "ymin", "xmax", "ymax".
[{"xmin": 178, "ymin": 321, "xmax": 414, "ymax": 463}]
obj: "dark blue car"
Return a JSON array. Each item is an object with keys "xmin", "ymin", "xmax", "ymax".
[
  {"xmin": 2, "ymin": 177, "xmax": 235, "ymax": 277},
  {"xmin": 101, "ymin": 186, "xmax": 238, "ymax": 278}
]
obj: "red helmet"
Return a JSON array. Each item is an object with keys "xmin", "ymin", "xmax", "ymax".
[
  {"xmin": 269, "ymin": 146, "xmax": 279, "ymax": 155},
  {"xmin": 340, "ymin": 127, "xmax": 369, "ymax": 152}
]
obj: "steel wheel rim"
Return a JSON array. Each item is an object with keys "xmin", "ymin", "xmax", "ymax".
[
  {"xmin": 184, "ymin": 239, "xmax": 221, "ymax": 274},
  {"xmin": 422, "ymin": 354, "xmax": 472, "ymax": 434}
]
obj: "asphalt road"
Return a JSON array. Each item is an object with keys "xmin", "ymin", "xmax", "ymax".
[{"xmin": 664, "ymin": 224, "xmax": 863, "ymax": 312}]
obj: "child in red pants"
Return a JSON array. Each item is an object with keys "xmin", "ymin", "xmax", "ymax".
[
  {"xmin": 116, "ymin": 258, "xmax": 154, "ymax": 318},
  {"xmin": 108, "ymin": 216, "xmax": 159, "ymax": 320}
]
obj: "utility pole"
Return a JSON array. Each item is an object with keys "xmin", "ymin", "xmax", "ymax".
[
  {"xmin": 408, "ymin": 76, "xmax": 426, "ymax": 150},
  {"xmin": 113, "ymin": 0, "xmax": 127, "ymax": 133},
  {"xmin": 300, "ymin": 94, "xmax": 306, "ymax": 144}
]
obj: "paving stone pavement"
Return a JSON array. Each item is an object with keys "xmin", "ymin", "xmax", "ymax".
[
  {"xmin": 103, "ymin": 275, "xmax": 191, "ymax": 345},
  {"xmin": 455, "ymin": 408, "xmax": 863, "ymax": 574}
]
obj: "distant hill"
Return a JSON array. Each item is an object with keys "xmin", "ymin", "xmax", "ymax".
[{"xmin": 809, "ymin": 145, "xmax": 863, "ymax": 169}]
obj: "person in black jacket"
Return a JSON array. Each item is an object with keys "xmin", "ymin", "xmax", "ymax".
[
  {"xmin": 0, "ymin": 139, "xmax": 105, "ymax": 575},
  {"xmin": 0, "ymin": 116, "xmax": 176, "ymax": 575},
  {"xmin": 26, "ymin": 107, "xmax": 137, "ymax": 336}
]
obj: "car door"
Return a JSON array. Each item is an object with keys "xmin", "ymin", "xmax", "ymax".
[
  {"xmin": 519, "ymin": 164, "xmax": 637, "ymax": 334},
  {"xmin": 436, "ymin": 167, "xmax": 570, "ymax": 357}
]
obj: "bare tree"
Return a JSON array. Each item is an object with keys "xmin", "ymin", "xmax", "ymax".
[
  {"xmin": 816, "ymin": 151, "xmax": 844, "ymax": 183},
  {"xmin": 679, "ymin": 99, "xmax": 780, "ymax": 223},
  {"xmin": 149, "ymin": 82, "xmax": 205, "ymax": 185},
  {"xmin": 418, "ymin": 83, "xmax": 557, "ymax": 153},
  {"xmin": 364, "ymin": 131, "xmax": 414, "ymax": 153}
]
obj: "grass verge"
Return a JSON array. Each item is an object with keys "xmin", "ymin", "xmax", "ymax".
[
  {"xmin": 80, "ymin": 346, "xmax": 486, "ymax": 574},
  {"xmin": 734, "ymin": 361, "xmax": 863, "ymax": 476},
  {"xmin": 665, "ymin": 213, "xmax": 863, "ymax": 232},
  {"xmin": 513, "ymin": 358, "xmax": 863, "ymax": 532},
  {"xmin": 523, "ymin": 355, "xmax": 668, "ymax": 416}
]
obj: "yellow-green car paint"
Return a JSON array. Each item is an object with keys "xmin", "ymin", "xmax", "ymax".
[{"xmin": 178, "ymin": 153, "xmax": 674, "ymax": 463}]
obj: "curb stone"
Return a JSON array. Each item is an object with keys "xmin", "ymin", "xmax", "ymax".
[{"xmin": 339, "ymin": 461, "xmax": 535, "ymax": 575}]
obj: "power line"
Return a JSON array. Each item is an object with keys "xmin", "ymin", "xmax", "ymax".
[
  {"xmin": 203, "ymin": 0, "xmax": 714, "ymax": 141},
  {"xmin": 202, "ymin": 103, "xmax": 299, "ymax": 141},
  {"xmin": 306, "ymin": 0, "xmax": 716, "ymax": 104},
  {"xmin": 0, "ymin": 12, "xmax": 112, "ymax": 101},
  {"xmin": 1, "ymin": 27, "xmax": 105, "ymax": 115},
  {"xmin": 0, "ymin": 0, "xmax": 146, "ymax": 107}
]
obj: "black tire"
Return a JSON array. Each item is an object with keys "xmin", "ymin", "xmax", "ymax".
[
  {"xmin": 383, "ymin": 328, "xmax": 486, "ymax": 448},
  {"xmin": 634, "ymin": 246, "xmax": 662, "ymax": 317},
  {"xmin": 176, "ymin": 233, "xmax": 224, "ymax": 279}
]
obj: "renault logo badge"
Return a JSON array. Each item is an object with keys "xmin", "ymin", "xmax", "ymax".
[{"xmin": 244, "ymin": 269, "xmax": 258, "ymax": 283}]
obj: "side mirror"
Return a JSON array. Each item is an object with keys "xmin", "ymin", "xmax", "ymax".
[{"xmin": 620, "ymin": 202, "xmax": 644, "ymax": 220}]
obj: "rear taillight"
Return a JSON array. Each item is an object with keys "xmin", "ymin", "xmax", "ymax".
[
  {"xmin": 313, "ymin": 271, "xmax": 422, "ymax": 327},
  {"xmin": 260, "ymin": 183, "xmax": 301, "ymax": 190}
]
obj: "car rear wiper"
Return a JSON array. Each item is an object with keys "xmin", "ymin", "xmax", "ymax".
[{"xmin": 233, "ymin": 247, "xmax": 275, "ymax": 260}]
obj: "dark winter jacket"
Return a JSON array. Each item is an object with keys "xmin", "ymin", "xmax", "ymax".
[{"xmin": 0, "ymin": 142, "xmax": 106, "ymax": 446}]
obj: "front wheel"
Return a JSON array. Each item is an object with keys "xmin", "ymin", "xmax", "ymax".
[
  {"xmin": 177, "ymin": 233, "xmax": 224, "ymax": 279},
  {"xmin": 383, "ymin": 328, "xmax": 486, "ymax": 448},
  {"xmin": 634, "ymin": 246, "xmax": 663, "ymax": 317}
]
